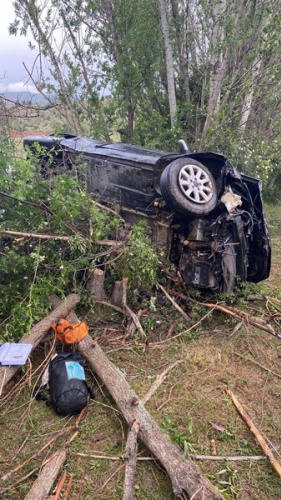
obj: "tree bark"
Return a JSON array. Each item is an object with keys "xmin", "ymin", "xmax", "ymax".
[
  {"xmin": 238, "ymin": 58, "xmax": 262, "ymax": 135},
  {"xmin": 122, "ymin": 420, "xmax": 140, "ymax": 500},
  {"xmin": 86, "ymin": 268, "xmax": 107, "ymax": 301},
  {"xmin": 200, "ymin": 0, "xmax": 227, "ymax": 146},
  {"xmin": 158, "ymin": 0, "xmax": 177, "ymax": 127},
  {"xmin": 24, "ymin": 449, "xmax": 66, "ymax": 500},
  {"xmin": 0, "ymin": 294, "xmax": 80, "ymax": 393},
  {"xmin": 50, "ymin": 296, "xmax": 223, "ymax": 498},
  {"xmin": 170, "ymin": 0, "xmax": 190, "ymax": 102},
  {"xmin": 112, "ymin": 278, "xmax": 128, "ymax": 307},
  {"xmin": 19, "ymin": 0, "xmax": 82, "ymax": 135},
  {"xmin": 78, "ymin": 336, "xmax": 222, "ymax": 498}
]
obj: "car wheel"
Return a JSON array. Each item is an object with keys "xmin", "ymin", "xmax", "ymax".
[{"xmin": 160, "ymin": 158, "xmax": 218, "ymax": 216}]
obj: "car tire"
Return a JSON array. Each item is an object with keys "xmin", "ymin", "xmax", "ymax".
[{"xmin": 160, "ymin": 158, "xmax": 218, "ymax": 216}]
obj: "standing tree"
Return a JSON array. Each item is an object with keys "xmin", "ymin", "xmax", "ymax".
[{"xmin": 158, "ymin": 0, "xmax": 177, "ymax": 127}]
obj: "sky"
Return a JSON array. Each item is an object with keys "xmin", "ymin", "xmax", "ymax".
[{"xmin": 0, "ymin": 1, "xmax": 39, "ymax": 93}]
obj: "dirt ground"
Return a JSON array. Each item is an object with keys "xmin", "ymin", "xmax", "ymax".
[{"xmin": 0, "ymin": 204, "xmax": 281, "ymax": 499}]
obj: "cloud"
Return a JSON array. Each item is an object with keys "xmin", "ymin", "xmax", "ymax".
[{"xmin": 0, "ymin": 82, "xmax": 39, "ymax": 94}]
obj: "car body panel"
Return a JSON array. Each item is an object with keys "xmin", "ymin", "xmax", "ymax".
[{"xmin": 23, "ymin": 135, "xmax": 271, "ymax": 293}]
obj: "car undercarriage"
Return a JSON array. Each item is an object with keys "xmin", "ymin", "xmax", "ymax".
[{"xmin": 24, "ymin": 135, "xmax": 271, "ymax": 293}]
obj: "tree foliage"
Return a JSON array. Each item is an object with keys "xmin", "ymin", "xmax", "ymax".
[{"xmin": 0, "ymin": 137, "xmax": 159, "ymax": 341}]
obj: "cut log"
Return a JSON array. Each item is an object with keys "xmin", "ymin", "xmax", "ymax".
[
  {"xmin": 110, "ymin": 278, "xmax": 146, "ymax": 337},
  {"xmin": 24, "ymin": 448, "xmax": 66, "ymax": 500},
  {"xmin": 112, "ymin": 277, "xmax": 128, "ymax": 307},
  {"xmin": 122, "ymin": 420, "xmax": 140, "ymax": 500},
  {"xmin": 86, "ymin": 268, "xmax": 107, "ymax": 301},
  {"xmin": 0, "ymin": 293, "xmax": 80, "ymax": 393},
  {"xmin": 50, "ymin": 295, "xmax": 223, "ymax": 499}
]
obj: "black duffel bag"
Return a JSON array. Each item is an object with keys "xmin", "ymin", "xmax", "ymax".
[{"xmin": 48, "ymin": 352, "xmax": 94, "ymax": 416}]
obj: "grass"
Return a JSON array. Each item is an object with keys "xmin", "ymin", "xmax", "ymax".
[{"xmin": 1, "ymin": 202, "xmax": 281, "ymax": 499}]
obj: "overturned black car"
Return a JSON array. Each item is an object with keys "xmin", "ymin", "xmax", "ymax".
[{"xmin": 23, "ymin": 134, "xmax": 271, "ymax": 294}]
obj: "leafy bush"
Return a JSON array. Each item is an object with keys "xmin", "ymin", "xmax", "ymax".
[
  {"xmin": 0, "ymin": 139, "xmax": 161, "ymax": 341},
  {"xmin": 115, "ymin": 220, "xmax": 159, "ymax": 293}
]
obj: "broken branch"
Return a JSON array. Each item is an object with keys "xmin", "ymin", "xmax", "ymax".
[
  {"xmin": 24, "ymin": 449, "xmax": 67, "ymax": 500},
  {"xmin": 190, "ymin": 454, "xmax": 266, "ymax": 461},
  {"xmin": 98, "ymin": 277, "xmax": 146, "ymax": 337},
  {"xmin": 78, "ymin": 337, "xmax": 223, "ymax": 498},
  {"xmin": 224, "ymin": 386, "xmax": 281, "ymax": 478},
  {"xmin": 234, "ymin": 352, "xmax": 281, "ymax": 380},
  {"xmin": 0, "ymin": 190, "xmax": 53, "ymax": 214},
  {"xmin": 24, "ymin": 430, "xmax": 79, "ymax": 499},
  {"xmin": 70, "ymin": 452, "xmax": 154, "ymax": 461},
  {"xmin": 247, "ymin": 295, "xmax": 281, "ymax": 308},
  {"xmin": 142, "ymin": 360, "xmax": 183, "ymax": 405},
  {"xmin": 0, "ymin": 467, "xmax": 39, "ymax": 496},
  {"xmin": 125, "ymin": 305, "xmax": 146, "ymax": 338},
  {"xmin": 96, "ymin": 301, "xmax": 124, "ymax": 314},
  {"xmin": 0, "ymin": 229, "xmax": 125, "ymax": 247},
  {"xmin": 0, "ymin": 229, "xmax": 70, "ymax": 241},
  {"xmin": 178, "ymin": 292, "xmax": 279, "ymax": 338},
  {"xmin": 53, "ymin": 470, "xmax": 67, "ymax": 500},
  {"xmin": 64, "ymin": 473, "xmax": 74, "ymax": 500},
  {"xmin": 122, "ymin": 420, "xmax": 140, "ymax": 500},
  {"xmin": 157, "ymin": 283, "xmax": 191, "ymax": 322},
  {"xmin": 0, "ymin": 425, "xmax": 73, "ymax": 483}
]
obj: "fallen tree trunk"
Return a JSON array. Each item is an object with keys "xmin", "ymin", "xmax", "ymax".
[
  {"xmin": 24, "ymin": 448, "xmax": 66, "ymax": 500},
  {"xmin": 78, "ymin": 337, "xmax": 223, "ymax": 498},
  {"xmin": 0, "ymin": 294, "xmax": 80, "ymax": 393},
  {"xmin": 50, "ymin": 296, "xmax": 223, "ymax": 499}
]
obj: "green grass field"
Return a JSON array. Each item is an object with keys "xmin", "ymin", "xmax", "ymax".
[{"xmin": 0, "ymin": 203, "xmax": 281, "ymax": 499}]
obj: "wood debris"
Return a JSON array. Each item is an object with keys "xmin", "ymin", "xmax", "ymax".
[
  {"xmin": 122, "ymin": 420, "xmax": 140, "ymax": 500},
  {"xmin": 51, "ymin": 294, "xmax": 223, "ymax": 499},
  {"xmin": 24, "ymin": 449, "xmax": 67, "ymax": 500},
  {"xmin": 225, "ymin": 386, "xmax": 281, "ymax": 479}
]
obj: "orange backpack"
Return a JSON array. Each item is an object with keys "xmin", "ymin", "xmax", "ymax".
[{"xmin": 51, "ymin": 318, "xmax": 89, "ymax": 345}]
